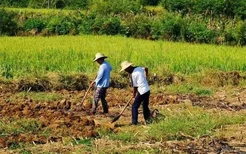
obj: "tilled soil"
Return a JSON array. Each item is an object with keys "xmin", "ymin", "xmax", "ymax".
[{"xmin": 0, "ymin": 87, "xmax": 245, "ymax": 153}]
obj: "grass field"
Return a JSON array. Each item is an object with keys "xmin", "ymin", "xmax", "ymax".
[
  {"xmin": 0, "ymin": 35, "xmax": 245, "ymax": 78},
  {"xmin": 0, "ymin": 35, "xmax": 246, "ymax": 153}
]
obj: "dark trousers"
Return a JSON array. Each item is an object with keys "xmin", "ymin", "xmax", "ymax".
[
  {"xmin": 92, "ymin": 87, "xmax": 108, "ymax": 113},
  {"xmin": 132, "ymin": 91, "xmax": 150, "ymax": 124}
]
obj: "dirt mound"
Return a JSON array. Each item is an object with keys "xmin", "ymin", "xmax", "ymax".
[
  {"xmin": 0, "ymin": 98, "xmax": 100, "ymax": 148},
  {"xmin": 190, "ymin": 88, "xmax": 246, "ymax": 111},
  {"xmin": 17, "ymin": 77, "xmax": 52, "ymax": 92},
  {"xmin": 149, "ymin": 73, "xmax": 184, "ymax": 85},
  {"xmin": 16, "ymin": 73, "xmax": 89, "ymax": 92},
  {"xmin": 217, "ymin": 71, "xmax": 241, "ymax": 86}
]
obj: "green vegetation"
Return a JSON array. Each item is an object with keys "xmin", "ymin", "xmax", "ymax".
[
  {"xmin": 17, "ymin": 92, "xmax": 63, "ymax": 102},
  {"xmin": 98, "ymin": 128, "xmax": 138, "ymax": 143},
  {"xmin": 0, "ymin": 35, "xmax": 245, "ymax": 79},
  {"xmin": 1, "ymin": 0, "xmax": 246, "ymax": 45},
  {"xmin": 72, "ymin": 138, "xmax": 93, "ymax": 146},
  {"xmin": 0, "ymin": 1, "xmax": 246, "ymax": 154},
  {"xmin": 0, "ymin": 118, "xmax": 42, "ymax": 135},
  {"xmin": 90, "ymin": 103, "xmax": 246, "ymax": 153},
  {"xmin": 159, "ymin": 84, "xmax": 213, "ymax": 95},
  {"xmin": 0, "ymin": 0, "xmax": 90, "ymax": 9},
  {"xmin": 148, "ymin": 104, "xmax": 246, "ymax": 140}
]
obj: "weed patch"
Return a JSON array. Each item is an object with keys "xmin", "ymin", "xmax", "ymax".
[
  {"xmin": 17, "ymin": 92, "xmax": 63, "ymax": 102},
  {"xmin": 148, "ymin": 104, "xmax": 246, "ymax": 140}
]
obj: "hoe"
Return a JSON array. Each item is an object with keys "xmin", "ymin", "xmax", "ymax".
[{"xmin": 111, "ymin": 96, "xmax": 133, "ymax": 123}]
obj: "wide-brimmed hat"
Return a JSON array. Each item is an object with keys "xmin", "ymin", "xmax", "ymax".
[
  {"xmin": 120, "ymin": 61, "xmax": 133, "ymax": 72},
  {"xmin": 93, "ymin": 53, "xmax": 107, "ymax": 62}
]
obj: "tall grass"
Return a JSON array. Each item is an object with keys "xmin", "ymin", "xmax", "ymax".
[{"xmin": 0, "ymin": 35, "xmax": 245, "ymax": 78}]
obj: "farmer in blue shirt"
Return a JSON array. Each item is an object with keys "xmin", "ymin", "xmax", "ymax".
[{"xmin": 90, "ymin": 53, "xmax": 112, "ymax": 115}]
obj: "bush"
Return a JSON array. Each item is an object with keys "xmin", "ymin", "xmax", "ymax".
[
  {"xmin": 24, "ymin": 18, "xmax": 46, "ymax": 32},
  {"xmin": 237, "ymin": 21, "xmax": 246, "ymax": 46},
  {"xmin": 140, "ymin": 0, "xmax": 161, "ymax": 6},
  {"xmin": 78, "ymin": 13, "xmax": 96, "ymax": 34},
  {"xmin": 151, "ymin": 14, "xmax": 184, "ymax": 41},
  {"xmin": 162, "ymin": 0, "xmax": 194, "ymax": 15},
  {"xmin": 0, "ymin": 0, "xmax": 29, "ymax": 7},
  {"xmin": 93, "ymin": 0, "xmax": 142, "ymax": 15},
  {"xmin": 29, "ymin": 0, "xmax": 64, "ymax": 9},
  {"xmin": 81, "ymin": 15, "xmax": 121, "ymax": 35},
  {"xmin": 89, "ymin": 15, "xmax": 105, "ymax": 34},
  {"xmin": 65, "ymin": 0, "xmax": 90, "ymax": 9},
  {"xmin": 122, "ymin": 14, "xmax": 152, "ymax": 39},
  {"xmin": 184, "ymin": 22, "xmax": 215, "ymax": 43},
  {"xmin": 47, "ymin": 16, "xmax": 78, "ymax": 35},
  {"xmin": 0, "ymin": 9, "xmax": 18, "ymax": 36},
  {"xmin": 234, "ymin": 0, "xmax": 246, "ymax": 20},
  {"xmin": 161, "ymin": 14, "xmax": 183, "ymax": 41},
  {"xmin": 224, "ymin": 27, "xmax": 237, "ymax": 46},
  {"xmin": 195, "ymin": 0, "xmax": 239, "ymax": 18},
  {"xmin": 100, "ymin": 17, "xmax": 121, "ymax": 35},
  {"xmin": 195, "ymin": 0, "xmax": 224, "ymax": 17},
  {"xmin": 150, "ymin": 18, "xmax": 164, "ymax": 40},
  {"xmin": 55, "ymin": 0, "xmax": 66, "ymax": 9},
  {"xmin": 162, "ymin": 0, "xmax": 245, "ymax": 19},
  {"xmin": 28, "ymin": 0, "xmax": 47, "ymax": 8}
]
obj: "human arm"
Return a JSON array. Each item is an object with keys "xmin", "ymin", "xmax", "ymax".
[
  {"xmin": 94, "ymin": 65, "xmax": 104, "ymax": 85},
  {"xmin": 144, "ymin": 67, "xmax": 149, "ymax": 78},
  {"xmin": 142, "ymin": 67, "xmax": 149, "ymax": 79}
]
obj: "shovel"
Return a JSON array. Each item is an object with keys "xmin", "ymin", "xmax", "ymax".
[{"xmin": 111, "ymin": 96, "xmax": 134, "ymax": 123}]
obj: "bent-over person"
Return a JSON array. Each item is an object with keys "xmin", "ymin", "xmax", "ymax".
[{"xmin": 120, "ymin": 61, "xmax": 151, "ymax": 125}]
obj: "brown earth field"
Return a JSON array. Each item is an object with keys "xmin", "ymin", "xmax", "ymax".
[{"xmin": 0, "ymin": 85, "xmax": 245, "ymax": 154}]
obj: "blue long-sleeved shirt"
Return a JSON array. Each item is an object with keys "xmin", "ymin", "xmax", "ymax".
[{"xmin": 94, "ymin": 61, "xmax": 112, "ymax": 88}]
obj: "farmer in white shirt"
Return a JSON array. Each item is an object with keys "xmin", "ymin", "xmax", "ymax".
[
  {"xmin": 120, "ymin": 61, "xmax": 151, "ymax": 125},
  {"xmin": 90, "ymin": 53, "xmax": 112, "ymax": 115}
]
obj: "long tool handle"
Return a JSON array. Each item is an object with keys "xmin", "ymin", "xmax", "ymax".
[
  {"xmin": 81, "ymin": 83, "xmax": 93, "ymax": 106},
  {"xmin": 119, "ymin": 96, "xmax": 134, "ymax": 115},
  {"xmin": 111, "ymin": 96, "xmax": 134, "ymax": 123}
]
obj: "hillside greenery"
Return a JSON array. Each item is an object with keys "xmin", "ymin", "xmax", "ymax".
[{"xmin": 0, "ymin": 0, "xmax": 246, "ymax": 45}]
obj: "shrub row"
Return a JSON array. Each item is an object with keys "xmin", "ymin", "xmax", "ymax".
[
  {"xmin": 0, "ymin": 9, "xmax": 18, "ymax": 36},
  {"xmin": 0, "ymin": 0, "xmax": 161, "ymax": 9},
  {"xmin": 1, "ymin": 8, "xmax": 246, "ymax": 45},
  {"xmin": 0, "ymin": 0, "xmax": 90, "ymax": 9},
  {"xmin": 162, "ymin": 0, "xmax": 246, "ymax": 20},
  {"xmin": 1, "ymin": 0, "xmax": 246, "ymax": 20}
]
